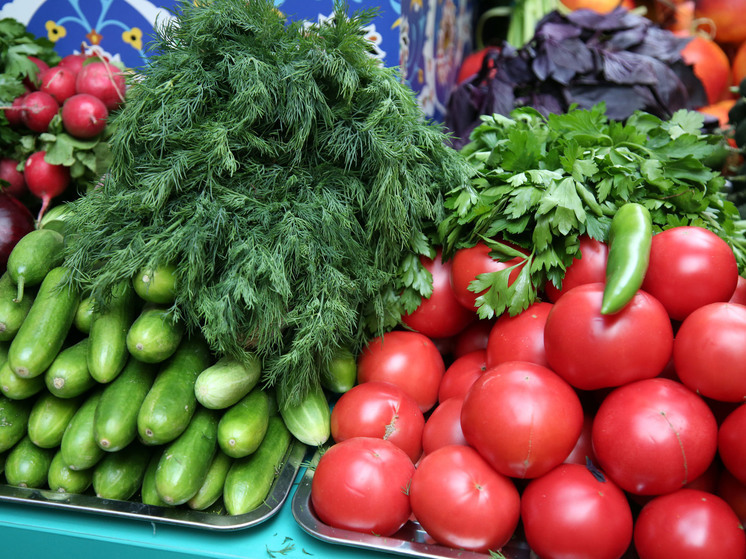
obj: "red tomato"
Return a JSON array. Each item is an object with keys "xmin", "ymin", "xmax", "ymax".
[
  {"xmin": 409, "ymin": 445, "xmax": 520, "ymax": 552},
  {"xmin": 421, "ymin": 397, "xmax": 468, "ymax": 455},
  {"xmin": 402, "ymin": 249, "xmax": 476, "ymax": 339},
  {"xmin": 357, "ymin": 330, "xmax": 445, "ymax": 413},
  {"xmin": 563, "ymin": 413, "xmax": 597, "ymax": 466},
  {"xmin": 674, "ymin": 302, "xmax": 746, "ymax": 402},
  {"xmin": 438, "ymin": 349, "xmax": 486, "ymax": 402},
  {"xmin": 634, "ymin": 489, "xmax": 746, "ymax": 559},
  {"xmin": 456, "ymin": 46, "xmax": 500, "ymax": 84},
  {"xmin": 718, "ymin": 469, "xmax": 746, "ymax": 523},
  {"xmin": 310, "ymin": 437, "xmax": 415, "ymax": 537},
  {"xmin": 452, "ymin": 318, "xmax": 494, "ymax": 358},
  {"xmin": 544, "ymin": 283, "xmax": 674, "ymax": 391},
  {"xmin": 729, "ymin": 276, "xmax": 746, "ymax": 305},
  {"xmin": 460, "ymin": 361, "xmax": 584, "ymax": 479},
  {"xmin": 544, "ymin": 235, "xmax": 608, "ymax": 302},
  {"xmin": 521, "ymin": 463, "xmax": 634, "ymax": 559},
  {"xmin": 678, "ymin": 33, "xmax": 732, "ymax": 106},
  {"xmin": 718, "ymin": 404, "xmax": 746, "ymax": 486},
  {"xmin": 330, "ymin": 381, "xmax": 425, "ymax": 463},
  {"xmin": 485, "ymin": 301, "xmax": 552, "ymax": 369},
  {"xmin": 695, "ymin": 0, "xmax": 746, "ymax": 44},
  {"xmin": 641, "ymin": 226, "xmax": 739, "ymax": 322},
  {"xmin": 592, "ymin": 378, "xmax": 718, "ymax": 496}
]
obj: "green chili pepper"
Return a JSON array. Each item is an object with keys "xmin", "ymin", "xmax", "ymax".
[{"xmin": 601, "ymin": 202, "xmax": 652, "ymax": 315}]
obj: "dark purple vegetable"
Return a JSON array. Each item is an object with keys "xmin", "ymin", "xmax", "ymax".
[{"xmin": 0, "ymin": 192, "xmax": 35, "ymax": 272}]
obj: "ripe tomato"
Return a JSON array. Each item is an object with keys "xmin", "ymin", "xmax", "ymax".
[
  {"xmin": 456, "ymin": 46, "xmax": 500, "ymax": 84},
  {"xmin": 330, "ymin": 381, "xmax": 425, "ymax": 463},
  {"xmin": 718, "ymin": 403, "xmax": 746, "ymax": 486},
  {"xmin": 733, "ymin": 40, "xmax": 746, "ymax": 92},
  {"xmin": 485, "ymin": 301, "xmax": 552, "ymax": 369},
  {"xmin": 460, "ymin": 361, "xmax": 584, "ymax": 479},
  {"xmin": 678, "ymin": 33, "xmax": 732, "ymax": 106},
  {"xmin": 310, "ymin": 437, "xmax": 415, "ymax": 537},
  {"xmin": 641, "ymin": 226, "xmax": 739, "ymax": 321},
  {"xmin": 438, "ymin": 349, "xmax": 486, "ymax": 403},
  {"xmin": 718, "ymin": 469, "xmax": 746, "ymax": 523},
  {"xmin": 729, "ymin": 276, "xmax": 746, "ymax": 305},
  {"xmin": 673, "ymin": 302, "xmax": 746, "ymax": 402},
  {"xmin": 421, "ymin": 397, "xmax": 468, "ymax": 455},
  {"xmin": 592, "ymin": 378, "xmax": 718, "ymax": 496},
  {"xmin": 409, "ymin": 445, "xmax": 521, "ymax": 552},
  {"xmin": 544, "ymin": 283, "xmax": 674, "ymax": 390},
  {"xmin": 563, "ymin": 413, "xmax": 597, "ymax": 466},
  {"xmin": 401, "ymin": 248, "xmax": 476, "ymax": 339},
  {"xmin": 634, "ymin": 489, "xmax": 746, "ymax": 559},
  {"xmin": 544, "ymin": 235, "xmax": 608, "ymax": 302},
  {"xmin": 521, "ymin": 463, "xmax": 634, "ymax": 559},
  {"xmin": 694, "ymin": 0, "xmax": 746, "ymax": 44},
  {"xmin": 452, "ymin": 318, "xmax": 494, "ymax": 358},
  {"xmin": 357, "ymin": 330, "xmax": 445, "ymax": 413}
]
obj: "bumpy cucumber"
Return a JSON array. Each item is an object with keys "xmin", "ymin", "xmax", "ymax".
[
  {"xmin": 38, "ymin": 202, "xmax": 73, "ymax": 236},
  {"xmin": 137, "ymin": 337, "xmax": 213, "ymax": 446},
  {"xmin": 44, "ymin": 338, "xmax": 95, "ymax": 399},
  {"xmin": 321, "ymin": 346, "xmax": 357, "ymax": 394},
  {"xmin": 223, "ymin": 414, "xmax": 292, "ymax": 515},
  {"xmin": 126, "ymin": 306, "xmax": 184, "ymax": 363},
  {"xmin": 0, "ymin": 272, "xmax": 34, "ymax": 342},
  {"xmin": 0, "ymin": 395, "xmax": 32, "ymax": 452},
  {"xmin": 132, "ymin": 263, "xmax": 177, "ymax": 305},
  {"xmin": 194, "ymin": 354, "xmax": 261, "ymax": 410},
  {"xmin": 155, "ymin": 406, "xmax": 220, "ymax": 506},
  {"xmin": 94, "ymin": 358, "xmax": 156, "ymax": 452},
  {"xmin": 140, "ymin": 449, "xmax": 172, "ymax": 507},
  {"xmin": 4, "ymin": 435, "xmax": 55, "ymax": 488},
  {"xmin": 6, "ymin": 228, "xmax": 64, "ymax": 303},
  {"xmin": 74, "ymin": 296, "xmax": 95, "ymax": 334},
  {"xmin": 217, "ymin": 387, "xmax": 270, "ymax": 459},
  {"xmin": 92, "ymin": 442, "xmax": 150, "ymax": 500},
  {"xmin": 60, "ymin": 390, "xmax": 105, "ymax": 471},
  {"xmin": 48, "ymin": 449, "xmax": 93, "ymax": 493},
  {"xmin": 8, "ymin": 266, "xmax": 80, "ymax": 379},
  {"xmin": 186, "ymin": 449, "xmax": 232, "ymax": 510},
  {"xmin": 88, "ymin": 281, "xmax": 139, "ymax": 383},
  {"xmin": 278, "ymin": 382, "xmax": 330, "ymax": 446},
  {"xmin": 27, "ymin": 391, "xmax": 83, "ymax": 449},
  {"xmin": 0, "ymin": 359, "xmax": 44, "ymax": 400}
]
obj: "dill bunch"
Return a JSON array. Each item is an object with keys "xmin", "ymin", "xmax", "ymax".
[{"xmin": 62, "ymin": 0, "xmax": 471, "ymax": 404}]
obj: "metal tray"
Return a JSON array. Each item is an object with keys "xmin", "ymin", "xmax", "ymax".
[
  {"xmin": 0, "ymin": 438, "xmax": 306, "ymax": 531},
  {"xmin": 291, "ymin": 457, "xmax": 532, "ymax": 559}
]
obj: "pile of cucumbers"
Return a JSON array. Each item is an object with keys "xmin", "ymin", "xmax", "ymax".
[{"xmin": 0, "ymin": 225, "xmax": 298, "ymax": 515}]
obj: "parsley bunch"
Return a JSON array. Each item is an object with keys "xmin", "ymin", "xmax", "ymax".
[{"xmin": 439, "ymin": 104, "xmax": 746, "ymax": 318}]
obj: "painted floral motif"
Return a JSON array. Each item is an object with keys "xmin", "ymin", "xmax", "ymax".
[
  {"xmin": 45, "ymin": 20, "xmax": 66, "ymax": 42},
  {"xmin": 122, "ymin": 27, "xmax": 143, "ymax": 50}
]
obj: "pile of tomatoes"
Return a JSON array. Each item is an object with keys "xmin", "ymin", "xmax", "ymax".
[{"xmin": 310, "ymin": 224, "xmax": 746, "ymax": 559}]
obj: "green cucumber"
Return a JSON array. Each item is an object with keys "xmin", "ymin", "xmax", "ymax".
[
  {"xmin": 137, "ymin": 337, "xmax": 213, "ymax": 446},
  {"xmin": 38, "ymin": 202, "xmax": 73, "ymax": 236},
  {"xmin": 278, "ymin": 381, "xmax": 330, "ymax": 446},
  {"xmin": 0, "ymin": 395, "xmax": 32, "ymax": 452},
  {"xmin": 0, "ymin": 340, "xmax": 8, "ymax": 366},
  {"xmin": 140, "ymin": 449, "xmax": 172, "ymax": 507},
  {"xmin": 194, "ymin": 354, "xmax": 261, "ymax": 410},
  {"xmin": 0, "ymin": 449, "xmax": 6, "ymax": 476},
  {"xmin": 44, "ymin": 338, "xmax": 95, "ymax": 399},
  {"xmin": 187, "ymin": 449, "xmax": 232, "ymax": 510},
  {"xmin": 126, "ymin": 306, "xmax": 184, "ymax": 363},
  {"xmin": 6, "ymin": 228, "xmax": 65, "ymax": 303},
  {"xmin": 0, "ymin": 272, "xmax": 34, "ymax": 342},
  {"xmin": 4, "ymin": 435, "xmax": 55, "ymax": 488},
  {"xmin": 8, "ymin": 266, "xmax": 80, "ymax": 379},
  {"xmin": 133, "ymin": 263, "xmax": 177, "ymax": 305},
  {"xmin": 223, "ymin": 414, "xmax": 292, "ymax": 515},
  {"xmin": 321, "ymin": 346, "xmax": 357, "ymax": 394},
  {"xmin": 74, "ymin": 296, "xmax": 95, "ymax": 334},
  {"xmin": 48, "ymin": 449, "xmax": 93, "ymax": 494},
  {"xmin": 0, "ymin": 359, "xmax": 44, "ymax": 400},
  {"xmin": 94, "ymin": 358, "xmax": 156, "ymax": 452},
  {"xmin": 60, "ymin": 390, "xmax": 105, "ymax": 471},
  {"xmin": 217, "ymin": 387, "xmax": 270, "ymax": 459},
  {"xmin": 88, "ymin": 282, "xmax": 139, "ymax": 383},
  {"xmin": 27, "ymin": 391, "xmax": 83, "ymax": 449},
  {"xmin": 92, "ymin": 441, "xmax": 150, "ymax": 500},
  {"xmin": 155, "ymin": 406, "xmax": 220, "ymax": 506}
]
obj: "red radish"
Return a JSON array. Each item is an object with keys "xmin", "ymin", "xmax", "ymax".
[
  {"xmin": 21, "ymin": 91, "xmax": 60, "ymax": 133},
  {"xmin": 4, "ymin": 94, "xmax": 27, "ymax": 128},
  {"xmin": 0, "ymin": 191, "xmax": 35, "ymax": 272},
  {"xmin": 58, "ymin": 53, "xmax": 89, "ymax": 74},
  {"xmin": 61, "ymin": 93, "xmax": 108, "ymax": 138},
  {"xmin": 0, "ymin": 158, "xmax": 27, "ymax": 198},
  {"xmin": 23, "ymin": 56, "xmax": 50, "ymax": 89},
  {"xmin": 23, "ymin": 151, "xmax": 71, "ymax": 222},
  {"xmin": 40, "ymin": 66, "xmax": 78, "ymax": 104},
  {"xmin": 75, "ymin": 61, "xmax": 126, "ymax": 111}
]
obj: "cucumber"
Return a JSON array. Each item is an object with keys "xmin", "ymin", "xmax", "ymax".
[
  {"xmin": 8, "ymin": 266, "xmax": 80, "ymax": 379},
  {"xmin": 0, "ymin": 340, "xmax": 8, "ymax": 365},
  {"xmin": 4, "ymin": 435, "xmax": 55, "ymax": 488},
  {"xmin": 44, "ymin": 338, "xmax": 95, "ymax": 399},
  {"xmin": 140, "ymin": 449, "xmax": 172, "ymax": 507},
  {"xmin": 217, "ymin": 387, "xmax": 270, "ymax": 459},
  {"xmin": 48, "ymin": 449, "xmax": 93, "ymax": 493},
  {"xmin": 6, "ymin": 228, "xmax": 65, "ymax": 303},
  {"xmin": 60, "ymin": 390, "xmax": 105, "ymax": 471},
  {"xmin": 92, "ymin": 441, "xmax": 150, "ymax": 500},
  {"xmin": 278, "ymin": 381, "xmax": 330, "ymax": 446},
  {"xmin": 321, "ymin": 346, "xmax": 357, "ymax": 394},
  {"xmin": 27, "ymin": 391, "xmax": 83, "ymax": 449},
  {"xmin": 0, "ymin": 359, "xmax": 44, "ymax": 400},
  {"xmin": 126, "ymin": 306, "xmax": 184, "ymax": 363},
  {"xmin": 0, "ymin": 272, "xmax": 34, "ymax": 342},
  {"xmin": 194, "ymin": 354, "xmax": 261, "ymax": 410},
  {"xmin": 137, "ymin": 337, "xmax": 213, "ymax": 446},
  {"xmin": 155, "ymin": 406, "xmax": 220, "ymax": 506},
  {"xmin": 223, "ymin": 414, "xmax": 292, "ymax": 515},
  {"xmin": 74, "ymin": 296, "xmax": 95, "ymax": 334},
  {"xmin": 94, "ymin": 358, "xmax": 156, "ymax": 452},
  {"xmin": 187, "ymin": 449, "xmax": 232, "ymax": 510},
  {"xmin": 0, "ymin": 395, "xmax": 32, "ymax": 452},
  {"xmin": 133, "ymin": 263, "xmax": 177, "ymax": 305},
  {"xmin": 0, "ymin": 449, "xmax": 6, "ymax": 476},
  {"xmin": 38, "ymin": 202, "xmax": 73, "ymax": 236},
  {"xmin": 88, "ymin": 281, "xmax": 139, "ymax": 383}
]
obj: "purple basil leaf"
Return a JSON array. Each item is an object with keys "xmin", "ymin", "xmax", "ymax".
[
  {"xmin": 603, "ymin": 50, "xmax": 665, "ymax": 85},
  {"xmin": 605, "ymin": 26, "xmax": 647, "ymax": 51},
  {"xmin": 564, "ymin": 83, "xmax": 648, "ymax": 119},
  {"xmin": 633, "ymin": 26, "xmax": 692, "ymax": 63},
  {"xmin": 534, "ymin": 37, "xmax": 594, "ymax": 85}
]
